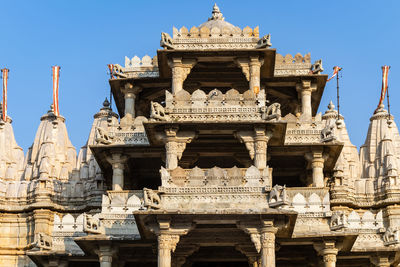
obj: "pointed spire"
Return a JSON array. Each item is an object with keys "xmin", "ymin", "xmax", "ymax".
[
  {"xmin": 76, "ymin": 99, "xmax": 118, "ymax": 180},
  {"xmin": 0, "ymin": 107, "xmax": 24, "ymax": 181},
  {"xmin": 360, "ymin": 105, "xmax": 400, "ymax": 178},
  {"xmin": 24, "ymin": 106, "xmax": 76, "ymax": 181}
]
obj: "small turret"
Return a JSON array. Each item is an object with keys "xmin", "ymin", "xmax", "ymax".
[
  {"xmin": 76, "ymin": 99, "xmax": 118, "ymax": 182},
  {"xmin": 321, "ymin": 102, "xmax": 360, "ymax": 191},
  {"xmin": 359, "ymin": 105, "xmax": 400, "ymax": 179},
  {"xmin": 24, "ymin": 105, "xmax": 76, "ymax": 181}
]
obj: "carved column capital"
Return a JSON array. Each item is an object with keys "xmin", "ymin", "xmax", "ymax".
[
  {"xmin": 106, "ymin": 153, "xmax": 128, "ymax": 169},
  {"xmin": 314, "ymin": 240, "xmax": 340, "ymax": 267},
  {"xmin": 94, "ymin": 245, "xmax": 117, "ymax": 267},
  {"xmin": 158, "ymin": 233, "xmax": 180, "ymax": 252},
  {"xmin": 158, "ymin": 127, "xmax": 196, "ymax": 170},
  {"xmin": 296, "ymin": 80, "xmax": 317, "ymax": 94},
  {"xmin": 122, "ymin": 83, "xmax": 142, "ymax": 97},
  {"xmin": 236, "ymin": 128, "xmax": 272, "ymax": 170},
  {"xmin": 168, "ymin": 57, "xmax": 197, "ymax": 94},
  {"xmin": 370, "ymin": 252, "xmax": 394, "ymax": 267}
]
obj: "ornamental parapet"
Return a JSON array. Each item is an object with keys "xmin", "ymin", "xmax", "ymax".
[
  {"xmin": 150, "ymin": 88, "xmax": 282, "ymax": 123},
  {"xmin": 274, "ymin": 53, "xmax": 323, "ymax": 76},
  {"xmin": 111, "ymin": 55, "xmax": 159, "ymax": 79},
  {"xmin": 283, "ymin": 113, "xmax": 339, "ymax": 144},
  {"xmin": 94, "ymin": 116, "xmax": 150, "ymax": 146},
  {"xmin": 163, "ymin": 26, "xmax": 268, "ymax": 50},
  {"xmin": 0, "ymin": 178, "xmax": 102, "ymax": 210},
  {"xmin": 160, "ymin": 165, "xmax": 272, "ymax": 188}
]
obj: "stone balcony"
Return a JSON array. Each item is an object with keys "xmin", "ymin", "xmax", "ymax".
[{"xmin": 152, "ymin": 88, "xmax": 282, "ymax": 123}]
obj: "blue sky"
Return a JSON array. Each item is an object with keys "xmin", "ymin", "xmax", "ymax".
[{"xmin": 1, "ymin": 0, "xmax": 399, "ymax": 152}]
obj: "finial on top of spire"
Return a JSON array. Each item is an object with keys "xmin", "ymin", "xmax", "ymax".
[
  {"xmin": 328, "ymin": 100, "xmax": 335, "ymax": 111},
  {"xmin": 209, "ymin": 3, "xmax": 224, "ymax": 21},
  {"xmin": 103, "ymin": 98, "xmax": 110, "ymax": 108}
]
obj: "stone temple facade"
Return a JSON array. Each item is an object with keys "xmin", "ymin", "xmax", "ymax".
[{"xmin": 1, "ymin": 4, "xmax": 400, "ymax": 267}]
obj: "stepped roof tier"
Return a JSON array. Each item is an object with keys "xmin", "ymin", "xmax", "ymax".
[{"xmin": 3, "ymin": 4, "xmax": 400, "ymax": 267}]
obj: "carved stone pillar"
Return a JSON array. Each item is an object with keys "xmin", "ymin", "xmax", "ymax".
[
  {"xmin": 107, "ymin": 153, "xmax": 128, "ymax": 191},
  {"xmin": 254, "ymin": 126, "xmax": 271, "ymax": 170},
  {"xmin": 122, "ymin": 83, "xmax": 142, "ymax": 118},
  {"xmin": 151, "ymin": 218, "xmax": 194, "ymax": 267},
  {"xmin": 158, "ymin": 234, "xmax": 180, "ymax": 267},
  {"xmin": 168, "ymin": 57, "xmax": 196, "ymax": 94},
  {"xmin": 296, "ymin": 80, "xmax": 317, "ymax": 119},
  {"xmin": 260, "ymin": 221, "xmax": 277, "ymax": 267},
  {"xmin": 162, "ymin": 127, "xmax": 196, "ymax": 170},
  {"xmin": 370, "ymin": 254, "xmax": 393, "ymax": 267},
  {"xmin": 249, "ymin": 56, "xmax": 264, "ymax": 95},
  {"xmin": 305, "ymin": 148, "xmax": 326, "ymax": 187},
  {"xmin": 314, "ymin": 241, "xmax": 339, "ymax": 267},
  {"xmin": 236, "ymin": 127, "xmax": 272, "ymax": 170},
  {"xmin": 95, "ymin": 245, "xmax": 116, "ymax": 267}
]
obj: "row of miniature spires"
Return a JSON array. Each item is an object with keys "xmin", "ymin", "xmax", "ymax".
[
  {"xmin": 172, "ymin": 25, "xmax": 260, "ymax": 38},
  {"xmin": 115, "ymin": 53, "xmax": 311, "ymax": 71}
]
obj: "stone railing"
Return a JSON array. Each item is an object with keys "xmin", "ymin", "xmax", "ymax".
[
  {"xmin": 112, "ymin": 55, "xmax": 159, "ymax": 79},
  {"xmin": 283, "ymin": 187, "xmax": 330, "ymax": 214},
  {"xmin": 150, "ymin": 89, "xmax": 282, "ymax": 122},
  {"xmin": 100, "ymin": 190, "xmax": 143, "ymax": 236},
  {"xmin": 274, "ymin": 53, "xmax": 323, "ymax": 76},
  {"xmin": 162, "ymin": 25, "xmax": 266, "ymax": 50},
  {"xmin": 160, "ymin": 165, "xmax": 272, "ymax": 189},
  {"xmin": 283, "ymin": 113, "xmax": 337, "ymax": 144},
  {"xmin": 172, "ymin": 26, "xmax": 260, "ymax": 38},
  {"xmin": 94, "ymin": 116, "xmax": 150, "ymax": 146}
]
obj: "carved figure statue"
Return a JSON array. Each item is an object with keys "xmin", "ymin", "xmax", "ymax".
[
  {"xmin": 143, "ymin": 188, "xmax": 162, "ymax": 209},
  {"xmin": 262, "ymin": 103, "xmax": 281, "ymax": 121},
  {"xmin": 269, "ymin": 184, "xmax": 287, "ymax": 203},
  {"xmin": 383, "ymin": 227, "xmax": 400, "ymax": 245},
  {"xmin": 256, "ymin": 34, "xmax": 272, "ymax": 49},
  {"xmin": 112, "ymin": 64, "xmax": 128, "ymax": 78},
  {"xmin": 95, "ymin": 127, "xmax": 114, "ymax": 144},
  {"xmin": 321, "ymin": 122, "xmax": 336, "ymax": 142},
  {"xmin": 35, "ymin": 233, "xmax": 52, "ymax": 250},
  {"xmin": 330, "ymin": 211, "xmax": 346, "ymax": 229},
  {"xmin": 161, "ymin": 32, "xmax": 174, "ymax": 49},
  {"xmin": 310, "ymin": 59, "xmax": 324, "ymax": 74},
  {"xmin": 83, "ymin": 213, "xmax": 102, "ymax": 234},
  {"xmin": 150, "ymin": 101, "xmax": 169, "ymax": 121}
]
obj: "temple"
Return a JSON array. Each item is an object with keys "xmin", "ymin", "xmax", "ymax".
[{"xmin": 0, "ymin": 4, "xmax": 400, "ymax": 267}]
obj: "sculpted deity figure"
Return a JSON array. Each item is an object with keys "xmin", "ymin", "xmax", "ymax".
[
  {"xmin": 256, "ymin": 34, "xmax": 272, "ymax": 49},
  {"xmin": 383, "ymin": 227, "xmax": 400, "ymax": 245},
  {"xmin": 83, "ymin": 214, "xmax": 102, "ymax": 234},
  {"xmin": 150, "ymin": 101, "xmax": 169, "ymax": 121},
  {"xmin": 35, "ymin": 233, "xmax": 52, "ymax": 250},
  {"xmin": 330, "ymin": 211, "xmax": 347, "ymax": 230},
  {"xmin": 262, "ymin": 102, "xmax": 281, "ymax": 121},
  {"xmin": 95, "ymin": 127, "xmax": 114, "ymax": 144},
  {"xmin": 310, "ymin": 59, "xmax": 324, "ymax": 74},
  {"xmin": 161, "ymin": 32, "xmax": 174, "ymax": 49},
  {"xmin": 143, "ymin": 188, "xmax": 162, "ymax": 209},
  {"xmin": 321, "ymin": 122, "xmax": 336, "ymax": 142},
  {"xmin": 269, "ymin": 184, "xmax": 287, "ymax": 203}
]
